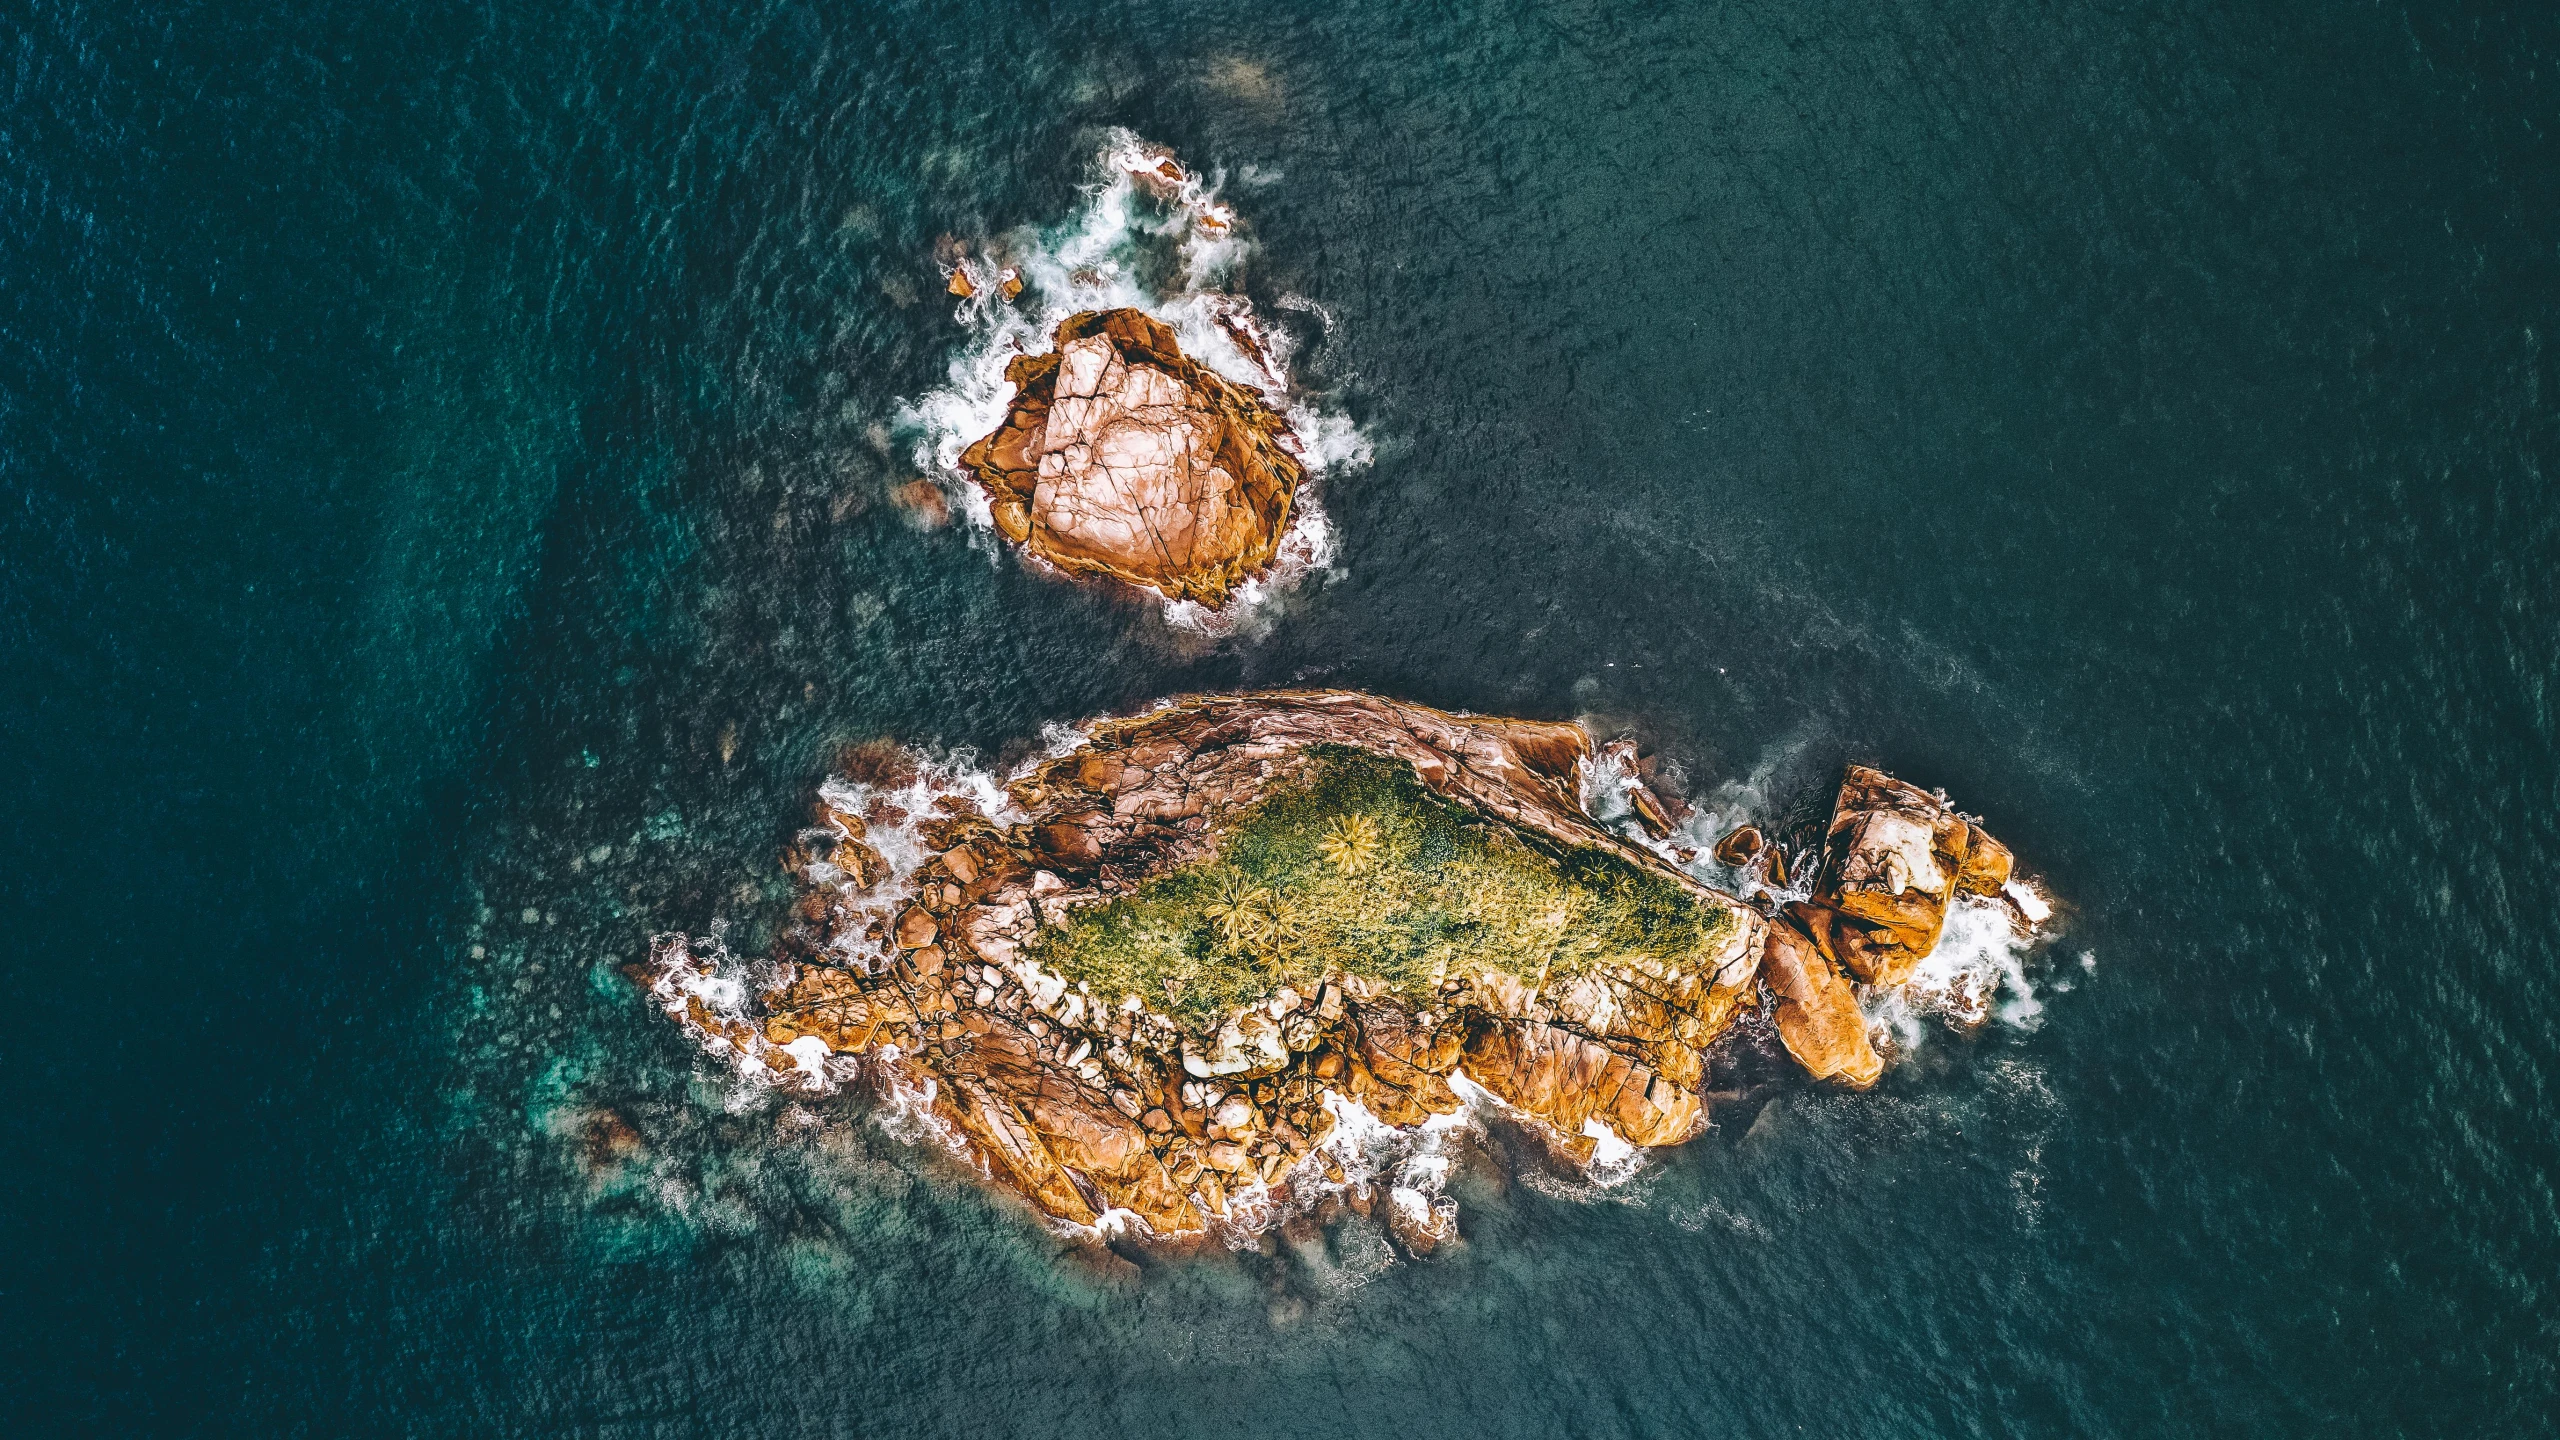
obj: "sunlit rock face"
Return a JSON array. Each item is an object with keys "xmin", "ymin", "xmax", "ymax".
[
  {"xmin": 1754, "ymin": 766, "xmax": 2022, "ymax": 1087},
  {"xmin": 958, "ymin": 309, "xmax": 1301, "ymax": 606},
  {"xmin": 1809, "ymin": 765, "xmax": 2016, "ymax": 987},
  {"xmin": 640, "ymin": 693, "xmax": 2035, "ymax": 1245},
  {"xmin": 1759, "ymin": 915, "xmax": 1883, "ymax": 1088}
]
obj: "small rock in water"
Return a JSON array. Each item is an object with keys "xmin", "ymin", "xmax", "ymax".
[
  {"xmin": 891, "ymin": 479, "xmax": 950, "ymax": 529},
  {"xmin": 955, "ymin": 309, "xmax": 1303, "ymax": 606},
  {"xmin": 1385, "ymin": 1187, "xmax": 1456, "ymax": 1257}
]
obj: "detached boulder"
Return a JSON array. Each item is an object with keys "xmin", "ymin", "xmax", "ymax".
[
  {"xmin": 1811, "ymin": 766, "xmax": 2012, "ymax": 986},
  {"xmin": 957, "ymin": 309, "xmax": 1301, "ymax": 606},
  {"xmin": 1759, "ymin": 908, "xmax": 1882, "ymax": 1088}
]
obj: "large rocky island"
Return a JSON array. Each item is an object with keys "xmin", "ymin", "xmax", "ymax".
[
  {"xmin": 641, "ymin": 690, "xmax": 2033, "ymax": 1245},
  {"xmin": 956, "ymin": 308, "xmax": 1302, "ymax": 606}
]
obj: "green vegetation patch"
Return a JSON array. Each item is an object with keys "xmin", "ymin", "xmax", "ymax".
[{"xmin": 1029, "ymin": 748, "xmax": 1737, "ymax": 1025}]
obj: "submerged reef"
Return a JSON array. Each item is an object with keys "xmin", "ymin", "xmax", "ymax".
[
  {"xmin": 957, "ymin": 308, "xmax": 1302, "ymax": 606},
  {"xmin": 641, "ymin": 690, "xmax": 2043, "ymax": 1245}
]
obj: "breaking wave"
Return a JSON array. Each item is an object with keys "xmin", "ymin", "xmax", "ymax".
[
  {"xmin": 1866, "ymin": 890, "xmax": 2073, "ymax": 1058},
  {"xmin": 640, "ymin": 745, "xmax": 1026, "ymax": 1101}
]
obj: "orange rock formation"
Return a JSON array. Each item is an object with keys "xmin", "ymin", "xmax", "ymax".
[
  {"xmin": 1753, "ymin": 766, "xmax": 2020, "ymax": 1087},
  {"xmin": 956, "ymin": 309, "xmax": 1301, "ymax": 606}
]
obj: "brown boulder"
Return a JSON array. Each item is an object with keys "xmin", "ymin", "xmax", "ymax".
[
  {"xmin": 1612, "ymin": 1069, "xmax": 1706, "ymax": 1147},
  {"xmin": 956, "ymin": 309, "xmax": 1302, "ymax": 606},
  {"xmin": 1813, "ymin": 766, "xmax": 2014, "ymax": 964},
  {"xmin": 1023, "ymin": 1091, "xmax": 1153, "ymax": 1183},
  {"xmin": 1385, "ymin": 1186, "xmax": 1457, "ymax": 1256},
  {"xmin": 1461, "ymin": 1019, "xmax": 1701, "ymax": 1149},
  {"xmin": 1713, "ymin": 825, "xmax": 1764, "ymax": 867},
  {"xmin": 1831, "ymin": 919, "xmax": 1929, "ymax": 989},
  {"xmin": 1030, "ymin": 821, "xmax": 1105, "ymax": 869},
  {"xmin": 1956, "ymin": 823, "xmax": 2015, "ymax": 895},
  {"xmin": 1760, "ymin": 910, "xmax": 1882, "ymax": 1088},
  {"xmin": 936, "ymin": 1079, "xmax": 1098, "ymax": 1226},
  {"xmin": 1629, "ymin": 785, "xmax": 1673, "ymax": 838},
  {"xmin": 895, "ymin": 908, "xmax": 938, "ymax": 950}
]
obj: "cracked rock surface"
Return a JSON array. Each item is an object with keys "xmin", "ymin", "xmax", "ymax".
[{"xmin": 957, "ymin": 309, "xmax": 1300, "ymax": 606}]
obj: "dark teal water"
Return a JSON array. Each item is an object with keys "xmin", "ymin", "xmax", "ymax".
[{"xmin": 7, "ymin": 1, "xmax": 2557, "ymax": 1433}]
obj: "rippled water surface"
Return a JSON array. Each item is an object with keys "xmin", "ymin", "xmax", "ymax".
[{"xmin": 6, "ymin": 1, "xmax": 2557, "ymax": 1434}]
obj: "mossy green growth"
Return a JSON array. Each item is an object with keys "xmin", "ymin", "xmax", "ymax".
[{"xmin": 1028, "ymin": 748, "xmax": 1737, "ymax": 1026}]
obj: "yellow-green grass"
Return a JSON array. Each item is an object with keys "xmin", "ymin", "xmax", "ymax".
[{"xmin": 1028, "ymin": 748, "xmax": 1737, "ymax": 1025}]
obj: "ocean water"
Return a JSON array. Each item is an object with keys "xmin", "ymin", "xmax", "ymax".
[{"xmin": 5, "ymin": 1, "xmax": 2556, "ymax": 1434}]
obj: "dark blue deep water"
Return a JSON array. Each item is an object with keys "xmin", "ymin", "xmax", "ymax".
[{"xmin": 6, "ymin": 2, "xmax": 2557, "ymax": 1434}]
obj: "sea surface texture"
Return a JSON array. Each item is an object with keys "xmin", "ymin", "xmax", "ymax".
[{"xmin": 5, "ymin": 2, "xmax": 2556, "ymax": 1435}]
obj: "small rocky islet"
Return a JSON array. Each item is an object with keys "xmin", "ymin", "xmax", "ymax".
[
  {"xmin": 957, "ymin": 307, "xmax": 1301, "ymax": 607},
  {"xmin": 641, "ymin": 690, "xmax": 2036, "ymax": 1245}
]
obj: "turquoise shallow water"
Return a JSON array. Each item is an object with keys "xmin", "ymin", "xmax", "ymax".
[{"xmin": 5, "ymin": 1, "xmax": 2557, "ymax": 1434}]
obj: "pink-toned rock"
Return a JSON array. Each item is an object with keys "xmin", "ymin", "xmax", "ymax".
[
  {"xmin": 957, "ymin": 309, "xmax": 1300, "ymax": 605},
  {"xmin": 895, "ymin": 908, "xmax": 937, "ymax": 950}
]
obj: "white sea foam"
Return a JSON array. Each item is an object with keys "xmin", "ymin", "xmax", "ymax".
[
  {"xmin": 1591, "ymin": 740, "xmax": 2075, "ymax": 1063},
  {"xmin": 1587, "ymin": 727, "xmax": 2077, "ymax": 1063},
  {"xmin": 869, "ymin": 1059, "xmax": 974, "ymax": 1161},
  {"xmin": 890, "ymin": 129, "xmax": 1367, "ymax": 629},
  {"xmin": 1197, "ymin": 1088, "xmax": 1480, "ymax": 1252},
  {"xmin": 1581, "ymin": 740, "xmax": 1818, "ymax": 905},
  {"xmin": 1314, "ymin": 1092, "xmax": 1463, "ymax": 1196},
  {"xmin": 1443, "ymin": 1071, "xmax": 1659, "ymax": 1206},
  {"xmin": 1865, "ymin": 894, "xmax": 2062, "ymax": 1057},
  {"xmin": 1156, "ymin": 500, "xmax": 1338, "ymax": 639},
  {"xmin": 1580, "ymin": 1117, "xmax": 1640, "ymax": 1173},
  {"xmin": 642, "ymin": 744, "xmax": 1028, "ymax": 1096}
]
